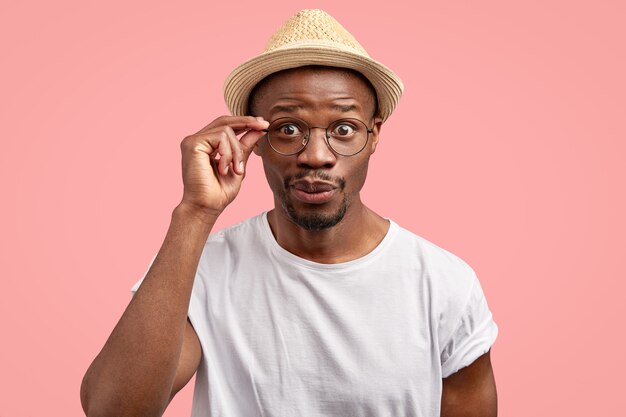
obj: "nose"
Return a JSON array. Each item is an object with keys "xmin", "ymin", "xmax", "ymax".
[{"xmin": 296, "ymin": 127, "xmax": 336, "ymax": 168}]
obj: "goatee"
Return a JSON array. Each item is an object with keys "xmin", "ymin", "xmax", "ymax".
[{"xmin": 280, "ymin": 170, "xmax": 347, "ymax": 231}]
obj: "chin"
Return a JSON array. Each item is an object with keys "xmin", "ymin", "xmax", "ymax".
[{"xmin": 281, "ymin": 194, "xmax": 349, "ymax": 231}]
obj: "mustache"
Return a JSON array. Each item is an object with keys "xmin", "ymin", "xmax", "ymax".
[{"xmin": 284, "ymin": 169, "xmax": 346, "ymax": 190}]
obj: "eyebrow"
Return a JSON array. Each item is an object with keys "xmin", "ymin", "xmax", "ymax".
[
  {"xmin": 333, "ymin": 104, "xmax": 358, "ymax": 112},
  {"xmin": 270, "ymin": 105, "xmax": 303, "ymax": 113},
  {"xmin": 269, "ymin": 103, "xmax": 359, "ymax": 114}
]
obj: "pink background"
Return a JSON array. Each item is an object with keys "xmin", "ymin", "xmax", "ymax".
[{"xmin": 1, "ymin": 0, "xmax": 624, "ymax": 415}]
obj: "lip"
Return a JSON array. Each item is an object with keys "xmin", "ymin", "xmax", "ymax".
[
  {"xmin": 292, "ymin": 180, "xmax": 335, "ymax": 192},
  {"xmin": 290, "ymin": 180, "xmax": 337, "ymax": 204}
]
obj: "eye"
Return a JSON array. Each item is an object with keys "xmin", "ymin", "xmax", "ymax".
[
  {"xmin": 278, "ymin": 123, "xmax": 302, "ymax": 136},
  {"xmin": 331, "ymin": 122, "xmax": 357, "ymax": 137}
]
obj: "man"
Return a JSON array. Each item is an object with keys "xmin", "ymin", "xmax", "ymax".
[{"xmin": 80, "ymin": 9, "xmax": 498, "ymax": 417}]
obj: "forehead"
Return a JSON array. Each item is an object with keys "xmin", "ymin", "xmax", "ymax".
[{"xmin": 250, "ymin": 66, "xmax": 376, "ymax": 116}]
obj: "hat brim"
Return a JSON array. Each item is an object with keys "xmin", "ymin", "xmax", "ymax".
[{"xmin": 223, "ymin": 42, "xmax": 404, "ymax": 122}]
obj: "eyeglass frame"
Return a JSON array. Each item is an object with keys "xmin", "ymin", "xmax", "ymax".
[{"xmin": 261, "ymin": 116, "xmax": 375, "ymax": 157}]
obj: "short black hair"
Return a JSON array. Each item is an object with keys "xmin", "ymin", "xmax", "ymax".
[{"xmin": 247, "ymin": 65, "xmax": 378, "ymax": 118}]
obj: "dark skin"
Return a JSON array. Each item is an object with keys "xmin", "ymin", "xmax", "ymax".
[
  {"xmin": 250, "ymin": 66, "xmax": 388, "ymax": 263},
  {"xmin": 441, "ymin": 350, "xmax": 498, "ymax": 417},
  {"xmin": 80, "ymin": 66, "xmax": 497, "ymax": 417}
]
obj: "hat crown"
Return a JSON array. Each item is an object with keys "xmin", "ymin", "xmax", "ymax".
[
  {"xmin": 224, "ymin": 9, "xmax": 403, "ymax": 122},
  {"xmin": 264, "ymin": 9, "xmax": 369, "ymax": 57}
]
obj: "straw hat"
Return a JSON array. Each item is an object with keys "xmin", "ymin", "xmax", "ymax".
[{"xmin": 223, "ymin": 9, "xmax": 404, "ymax": 122}]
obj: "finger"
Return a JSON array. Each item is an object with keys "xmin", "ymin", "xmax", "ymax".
[
  {"xmin": 214, "ymin": 131, "xmax": 233, "ymax": 176},
  {"xmin": 200, "ymin": 124, "xmax": 241, "ymax": 154},
  {"xmin": 222, "ymin": 126, "xmax": 246, "ymax": 175},
  {"xmin": 197, "ymin": 116, "xmax": 268, "ymax": 135},
  {"xmin": 239, "ymin": 128, "xmax": 268, "ymax": 164},
  {"xmin": 232, "ymin": 117, "xmax": 270, "ymax": 136},
  {"xmin": 199, "ymin": 128, "xmax": 232, "ymax": 176}
]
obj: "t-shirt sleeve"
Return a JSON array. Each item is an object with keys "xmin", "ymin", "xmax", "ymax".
[{"xmin": 440, "ymin": 273, "xmax": 498, "ymax": 378}]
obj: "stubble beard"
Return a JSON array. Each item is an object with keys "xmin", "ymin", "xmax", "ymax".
[{"xmin": 279, "ymin": 170, "xmax": 348, "ymax": 231}]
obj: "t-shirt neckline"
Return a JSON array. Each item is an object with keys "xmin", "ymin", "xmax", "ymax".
[{"xmin": 259, "ymin": 211, "xmax": 398, "ymax": 271}]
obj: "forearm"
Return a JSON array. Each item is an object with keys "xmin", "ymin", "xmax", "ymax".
[{"xmin": 81, "ymin": 203, "xmax": 216, "ymax": 417}]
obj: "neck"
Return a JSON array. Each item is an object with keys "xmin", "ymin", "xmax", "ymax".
[{"xmin": 267, "ymin": 199, "xmax": 389, "ymax": 264}]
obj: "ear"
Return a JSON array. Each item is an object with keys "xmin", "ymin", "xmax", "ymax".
[
  {"xmin": 369, "ymin": 118, "xmax": 383, "ymax": 154},
  {"xmin": 253, "ymin": 142, "xmax": 262, "ymax": 156}
]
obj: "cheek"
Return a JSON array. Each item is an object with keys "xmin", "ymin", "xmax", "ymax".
[
  {"xmin": 347, "ymin": 157, "xmax": 372, "ymax": 192},
  {"xmin": 254, "ymin": 135, "xmax": 270, "ymax": 156},
  {"xmin": 260, "ymin": 154, "xmax": 288, "ymax": 192}
]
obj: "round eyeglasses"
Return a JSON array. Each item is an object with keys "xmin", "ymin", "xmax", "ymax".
[{"xmin": 262, "ymin": 117, "xmax": 374, "ymax": 156}]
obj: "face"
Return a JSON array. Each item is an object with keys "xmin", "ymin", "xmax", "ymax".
[{"xmin": 250, "ymin": 66, "xmax": 382, "ymax": 231}]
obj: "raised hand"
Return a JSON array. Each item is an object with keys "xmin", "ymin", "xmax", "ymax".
[{"xmin": 178, "ymin": 115, "xmax": 269, "ymax": 217}]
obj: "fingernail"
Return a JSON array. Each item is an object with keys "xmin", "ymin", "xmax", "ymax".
[
  {"xmin": 224, "ymin": 166, "xmax": 229, "ymax": 175},
  {"xmin": 239, "ymin": 161, "xmax": 244, "ymax": 173},
  {"xmin": 255, "ymin": 116, "xmax": 263, "ymax": 121}
]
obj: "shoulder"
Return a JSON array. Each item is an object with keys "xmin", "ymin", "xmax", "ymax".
[
  {"xmin": 390, "ymin": 221, "xmax": 480, "ymax": 321},
  {"xmin": 206, "ymin": 212, "xmax": 266, "ymax": 243},
  {"xmin": 391, "ymin": 223, "xmax": 497, "ymax": 358},
  {"xmin": 202, "ymin": 212, "xmax": 271, "ymax": 258},
  {"xmin": 196, "ymin": 212, "xmax": 272, "ymax": 272},
  {"xmin": 191, "ymin": 212, "xmax": 269, "ymax": 290},
  {"xmin": 392, "ymin": 220, "xmax": 477, "ymax": 288}
]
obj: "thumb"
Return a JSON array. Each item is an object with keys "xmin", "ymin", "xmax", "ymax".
[{"xmin": 239, "ymin": 125, "xmax": 268, "ymax": 164}]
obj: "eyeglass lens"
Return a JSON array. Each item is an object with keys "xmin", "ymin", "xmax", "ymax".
[{"xmin": 266, "ymin": 118, "xmax": 370, "ymax": 156}]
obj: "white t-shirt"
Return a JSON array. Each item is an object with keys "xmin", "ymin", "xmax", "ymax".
[{"xmin": 131, "ymin": 212, "xmax": 498, "ymax": 417}]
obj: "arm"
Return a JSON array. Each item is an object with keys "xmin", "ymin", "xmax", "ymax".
[
  {"xmin": 80, "ymin": 116, "xmax": 269, "ymax": 417},
  {"xmin": 80, "ymin": 205, "xmax": 214, "ymax": 417},
  {"xmin": 167, "ymin": 318, "xmax": 202, "ymax": 404},
  {"xmin": 441, "ymin": 350, "xmax": 497, "ymax": 417}
]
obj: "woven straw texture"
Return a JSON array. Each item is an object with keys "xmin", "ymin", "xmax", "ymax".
[
  {"xmin": 223, "ymin": 9, "xmax": 404, "ymax": 122},
  {"xmin": 264, "ymin": 9, "xmax": 368, "ymax": 55}
]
